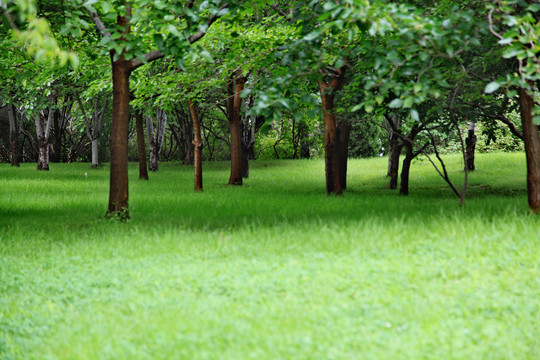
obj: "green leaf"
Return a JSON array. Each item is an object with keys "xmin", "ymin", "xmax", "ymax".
[
  {"xmin": 410, "ymin": 109, "xmax": 419, "ymax": 122},
  {"xmin": 527, "ymin": 4, "xmax": 540, "ymax": 12},
  {"xmin": 534, "ymin": 116, "xmax": 540, "ymax": 126},
  {"xmin": 199, "ymin": 50, "xmax": 214, "ymax": 63},
  {"xmin": 303, "ymin": 30, "xmax": 321, "ymax": 41},
  {"xmin": 484, "ymin": 81, "xmax": 500, "ymax": 94},
  {"xmin": 388, "ymin": 99, "xmax": 403, "ymax": 108}
]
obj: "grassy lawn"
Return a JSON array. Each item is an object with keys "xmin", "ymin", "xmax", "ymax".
[{"xmin": 1, "ymin": 152, "xmax": 539, "ymax": 359}]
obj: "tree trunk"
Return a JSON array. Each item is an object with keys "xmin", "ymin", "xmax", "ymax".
[
  {"xmin": 146, "ymin": 108, "xmax": 167, "ymax": 171},
  {"xmin": 319, "ymin": 65, "xmax": 347, "ymax": 195},
  {"xmin": 51, "ymin": 108, "xmax": 61, "ymax": 163},
  {"xmin": 388, "ymin": 142, "xmax": 401, "ymax": 190},
  {"xmin": 37, "ymin": 139, "xmax": 49, "ymax": 170},
  {"xmin": 8, "ymin": 103, "xmax": 20, "ymax": 167},
  {"xmin": 91, "ymin": 139, "xmax": 99, "ymax": 168},
  {"xmin": 241, "ymin": 142, "xmax": 250, "ymax": 178},
  {"xmin": 108, "ymin": 57, "xmax": 131, "ymax": 216},
  {"xmin": 189, "ymin": 98, "xmax": 203, "ymax": 191},
  {"xmin": 320, "ymin": 85, "xmax": 341, "ymax": 195},
  {"xmin": 386, "ymin": 115, "xmax": 401, "ymax": 189},
  {"xmin": 299, "ymin": 121, "xmax": 311, "ymax": 159},
  {"xmin": 399, "ymin": 143, "xmax": 413, "ymax": 196},
  {"xmin": 465, "ymin": 122, "xmax": 476, "ymax": 171},
  {"xmin": 519, "ymin": 86, "xmax": 540, "ymax": 214},
  {"xmin": 35, "ymin": 108, "xmax": 53, "ymax": 171},
  {"xmin": 337, "ymin": 121, "xmax": 351, "ymax": 190},
  {"xmin": 146, "ymin": 114, "xmax": 157, "ymax": 171},
  {"xmin": 135, "ymin": 110, "xmax": 149, "ymax": 180},
  {"xmin": 228, "ymin": 74, "xmax": 246, "ymax": 185}
]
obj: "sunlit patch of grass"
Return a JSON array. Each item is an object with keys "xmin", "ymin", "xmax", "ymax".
[{"xmin": 0, "ymin": 153, "xmax": 538, "ymax": 359}]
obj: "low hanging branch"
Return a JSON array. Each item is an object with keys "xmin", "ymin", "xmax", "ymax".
[{"xmin": 367, "ymin": 111, "xmax": 468, "ymax": 204}]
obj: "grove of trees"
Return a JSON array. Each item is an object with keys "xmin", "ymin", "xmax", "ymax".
[{"xmin": 1, "ymin": 0, "xmax": 539, "ymax": 216}]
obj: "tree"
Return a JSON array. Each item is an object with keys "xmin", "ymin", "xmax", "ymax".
[
  {"xmin": 63, "ymin": 0, "xmax": 237, "ymax": 217},
  {"xmin": 486, "ymin": 1, "xmax": 540, "ymax": 213}
]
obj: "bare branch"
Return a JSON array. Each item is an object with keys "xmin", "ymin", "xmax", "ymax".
[
  {"xmin": 188, "ymin": 4, "xmax": 229, "ymax": 44},
  {"xmin": 128, "ymin": 50, "xmax": 165, "ymax": 71},
  {"xmin": 82, "ymin": 0, "xmax": 111, "ymax": 37},
  {"xmin": 488, "ymin": 8, "xmax": 504, "ymax": 40},
  {"xmin": 487, "ymin": 114, "xmax": 524, "ymax": 140},
  {"xmin": 76, "ymin": 95, "xmax": 94, "ymax": 140}
]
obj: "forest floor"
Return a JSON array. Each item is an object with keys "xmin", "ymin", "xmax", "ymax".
[{"xmin": 1, "ymin": 152, "xmax": 539, "ymax": 360}]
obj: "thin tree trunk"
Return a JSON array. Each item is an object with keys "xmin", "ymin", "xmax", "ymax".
[
  {"xmin": 108, "ymin": 56, "xmax": 131, "ymax": 216},
  {"xmin": 519, "ymin": 86, "xmax": 540, "ymax": 214},
  {"xmin": 241, "ymin": 142, "xmax": 250, "ymax": 178},
  {"xmin": 465, "ymin": 121, "xmax": 476, "ymax": 171},
  {"xmin": 337, "ymin": 121, "xmax": 351, "ymax": 190},
  {"xmin": 8, "ymin": 103, "xmax": 20, "ymax": 167},
  {"xmin": 228, "ymin": 74, "xmax": 246, "ymax": 185},
  {"xmin": 146, "ymin": 114, "xmax": 157, "ymax": 171},
  {"xmin": 91, "ymin": 139, "xmax": 99, "ymax": 168},
  {"xmin": 386, "ymin": 115, "xmax": 401, "ymax": 189},
  {"xmin": 388, "ymin": 142, "xmax": 402, "ymax": 190},
  {"xmin": 135, "ymin": 110, "xmax": 149, "ymax": 180},
  {"xmin": 51, "ymin": 108, "xmax": 61, "ymax": 163},
  {"xmin": 400, "ymin": 143, "xmax": 413, "ymax": 196},
  {"xmin": 189, "ymin": 98, "xmax": 203, "ymax": 191},
  {"xmin": 35, "ymin": 108, "xmax": 53, "ymax": 171}
]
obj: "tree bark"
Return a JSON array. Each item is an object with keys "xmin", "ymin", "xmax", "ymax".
[
  {"xmin": 337, "ymin": 120, "xmax": 351, "ymax": 190},
  {"xmin": 386, "ymin": 114, "xmax": 401, "ymax": 189},
  {"xmin": 319, "ymin": 65, "xmax": 347, "ymax": 195},
  {"xmin": 91, "ymin": 139, "xmax": 99, "ymax": 168},
  {"xmin": 8, "ymin": 103, "xmax": 20, "ymax": 167},
  {"xmin": 35, "ymin": 108, "xmax": 53, "ymax": 171},
  {"xmin": 135, "ymin": 110, "xmax": 149, "ymax": 180},
  {"xmin": 228, "ymin": 73, "xmax": 246, "ymax": 185},
  {"xmin": 399, "ymin": 143, "xmax": 413, "ymax": 196},
  {"xmin": 189, "ymin": 98, "xmax": 203, "ymax": 191},
  {"xmin": 465, "ymin": 122, "xmax": 476, "ymax": 171},
  {"xmin": 146, "ymin": 109, "xmax": 167, "ymax": 172},
  {"xmin": 108, "ymin": 56, "xmax": 131, "ymax": 216},
  {"xmin": 519, "ymin": 86, "xmax": 540, "ymax": 214}
]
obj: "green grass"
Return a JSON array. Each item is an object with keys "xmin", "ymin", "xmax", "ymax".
[{"xmin": 1, "ymin": 153, "xmax": 539, "ymax": 360}]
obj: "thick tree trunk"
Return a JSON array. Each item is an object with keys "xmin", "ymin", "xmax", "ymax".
[
  {"xmin": 337, "ymin": 121, "xmax": 351, "ymax": 190},
  {"xmin": 228, "ymin": 74, "xmax": 246, "ymax": 185},
  {"xmin": 189, "ymin": 98, "xmax": 203, "ymax": 191},
  {"xmin": 108, "ymin": 57, "xmax": 131, "ymax": 216},
  {"xmin": 135, "ymin": 110, "xmax": 149, "ymax": 180},
  {"xmin": 37, "ymin": 136, "xmax": 49, "ymax": 170},
  {"xmin": 8, "ymin": 103, "xmax": 20, "ymax": 167},
  {"xmin": 399, "ymin": 144, "xmax": 413, "ymax": 196},
  {"xmin": 319, "ymin": 65, "xmax": 347, "ymax": 195},
  {"xmin": 465, "ymin": 122, "xmax": 476, "ymax": 171},
  {"xmin": 519, "ymin": 87, "xmax": 540, "ymax": 214},
  {"xmin": 320, "ymin": 86, "xmax": 341, "ymax": 195}
]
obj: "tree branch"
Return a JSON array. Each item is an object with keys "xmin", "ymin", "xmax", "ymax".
[
  {"xmin": 82, "ymin": 0, "xmax": 111, "ymax": 37},
  {"xmin": 128, "ymin": 50, "xmax": 165, "ymax": 71},
  {"xmin": 187, "ymin": 3, "xmax": 229, "ymax": 44},
  {"xmin": 486, "ymin": 113, "xmax": 524, "ymax": 140}
]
